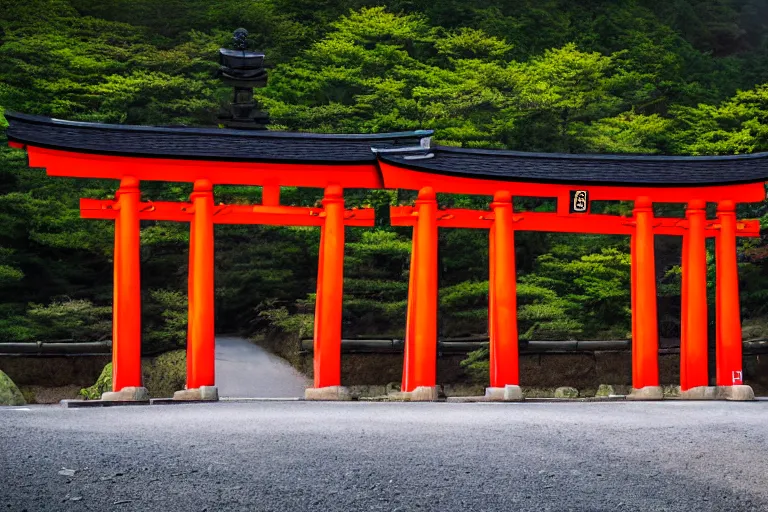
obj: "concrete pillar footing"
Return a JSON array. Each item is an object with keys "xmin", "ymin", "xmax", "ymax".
[
  {"xmin": 484, "ymin": 385, "xmax": 523, "ymax": 402},
  {"xmin": 716, "ymin": 385, "xmax": 755, "ymax": 401},
  {"xmin": 484, "ymin": 387, "xmax": 505, "ymax": 401},
  {"xmin": 627, "ymin": 386, "xmax": 664, "ymax": 401},
  {"xmin": 173, "ymin": 386, "xmax": 219, "ymax": 401},
  {"xmin": 679, "ymin": 386, "xmax": 718, "ymax": 400},
  {"xmin": 402, "ymin": 386, "xmax": 440, "ymax": 402},
  {"xmin": 101, "ymin": 386, "xmax": 150, "ymax": 402},
  {"xmin": 503, "ymin": 385, "xmax": 524, "ymax": 401},
  {"xmin": 304, "ymin": 386, "xmax": 352, "ymax": 401}
]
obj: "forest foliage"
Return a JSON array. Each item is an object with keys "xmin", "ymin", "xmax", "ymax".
[{"xmin": 1, "ymin": 0, "xmax": 768, "ymax": 353}]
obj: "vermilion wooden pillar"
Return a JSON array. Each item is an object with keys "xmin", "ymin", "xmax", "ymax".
[
  {"xmin": 716, "ymin": 200, "xmax": 743, "ymax": 386},
  {"xmin": 187, "ymin": 179, "xmax": 216, "ymax": 389},
  {"xmin": 112, "ymin": 177, "xmax": 142, "ymax": 392},
  {"xmin": 489, "ymin": 191, "xmax": 518, "ymax": 387},
  {"xmin": 402, "ymin": 187, "xmax": 438, "ymax": 392},
  {"xmin": 402, "ymin": 226, "xmax": 418, "ymax": 392},
  {"xmin": 113, "ymin": 203, "xmax": 121, "ymax": 389},
  {"xmin": 680, "ymin": 234, "xmax": 689, "ymax": 389},
  {"xmin": 630, "ymin": 233, "xmax": 637, "ymax": 382},
  {"xmin": 488, "ymin": 226, "xmax": 496, "ymax": 383},
  {"xmin": 187, "ymin": 212, "xmax": 196, "ymax": 365},
  {"xmin": 313, "ymin": 185, "xmax": 345, "ymax": 388},
  {"xmin": 631, "ymin": 196, "xmax": 659, "ymax": 389},
  {"xmin": 682, "ymin": 200, "xmax": 708, "ymax": 390}
]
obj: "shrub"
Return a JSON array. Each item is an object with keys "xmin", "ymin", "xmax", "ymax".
[{"xmin": 79, "ymin": 363, "xmax": 112, "ymax": 400}]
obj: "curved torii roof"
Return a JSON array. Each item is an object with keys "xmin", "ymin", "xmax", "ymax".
[
  {"xmin": 5, "ymin": 111, "xmax": 430, "ymax": 164},
  {"xmin": 373, "ymin": 143, "xmax": 768, "ymax": 202},
  {"xmin": 4, "ymin": 112, "xmax": 429, "ymax": 189},
  {"xmin": 5, "ymin": 112, "xmax": 768, "ymax": 202},
  {"xmin": 376, "ymin": 144, "xmax": 768, "ymax": 187}
]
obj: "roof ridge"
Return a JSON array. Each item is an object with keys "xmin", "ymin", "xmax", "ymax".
[
  {"xmin": 4, "ymin": 111, "xmax": 433, "ymax": 141},
  {"xmin": 432, "ymin": 144, "xmax": 768, "ymax": 162}
]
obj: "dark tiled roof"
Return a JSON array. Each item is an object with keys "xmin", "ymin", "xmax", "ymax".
[
  {"xmin": 7, "ymin": 112, "xmax": 768, "ymax": 186},
  {"xmin": 4, "ymin": 112, "xmax": 432, "ymax": 165},
  {"xmin": 379, "ymin": 145, "xmax": 768, "ymax": 186}
]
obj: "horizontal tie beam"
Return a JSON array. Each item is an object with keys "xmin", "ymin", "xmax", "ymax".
[
  {"xmin": 80, "ymin": 199, "xmax": 375, "ymax": 227},
  {"xmin": 390, "ymin": 206, "xmax": 493, "ymax": 229},
  {"xmin": 389, "ymin": 206, "xmax": 760, "ymax": 237}
]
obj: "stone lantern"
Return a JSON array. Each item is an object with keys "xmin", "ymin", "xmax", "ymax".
[{"xmin": 218, "ymin": 28, "xmax": 269, "ymax": 129}]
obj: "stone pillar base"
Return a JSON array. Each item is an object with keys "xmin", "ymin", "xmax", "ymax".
[
  {"xmin": 503, "ymin": 385, "xmax": 524, "ymax": 401},
  {"xmin": 402, "ymin": 386, "xmax": 440, "ymax": 402},
  {"xmin": 484, "ymin": 387, "xmax": 505, "ymax": 401},
  {"xmin": 304, "ymin": 386, "xmax": 351, "ymax": 401},
  {"xmin": 101, "ymin": 386, "xmax": 149, "ymax": 402},
  {"xmin": 716, "ymin": 385, "xmax": 754, "ymax": 401},
  {"xmin": 679, "ymin": 386, "xmax": 718, "ymax": 400},
  {"xmin": 484, "ymin": 385, "xmax": 523, "ymax": 402},
  {"xmin": 173, "ymin": 386, "xmax": 219, "ymax": 401},
  {"xmin": 627, "ymin": 386, "xmax": 664, "ymax": 401}
]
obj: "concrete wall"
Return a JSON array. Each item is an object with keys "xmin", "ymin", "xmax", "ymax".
[
  {"xmin": 4, "ymin": 351, "xmax": 766, "ymax": 396},
  {"xmin": 331, "ymin": 351, "xmax": 768, "ymax": 395},
  {"xmin": 0, "ymin": 356, "xmax": 110, "ymax": 387}
]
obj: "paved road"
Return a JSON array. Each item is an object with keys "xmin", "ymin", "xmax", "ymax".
[
  {"xmin": 2, "ymin": 401, "xmax": 767, "ymax": 511},
  {"xmin": 215, "ymin": 336, "xmax": 309, "ymax": 398}
]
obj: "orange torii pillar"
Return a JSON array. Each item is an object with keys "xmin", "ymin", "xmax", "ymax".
[
  {"xmin": 305, "ymin": 185, "xmax": 349, "ymax": 400},
  {"xmin": 400, "ymin": 187, "xmax": 439, "ymax": 400},
  {"xmin": 487, "ymin": 222, "xmax": 495, "ymax": 375},
  {"xmin": 402, "ymin": 221, "xmax": 419, "ymax": 393},
  {"xmin": 627, "ymin": 196, "xmax": 662, "ymax": 399},
  {"xmin": 715, "ymin": 200, "xmax": 751, "ymax": 398},
  {"xmin": 485, "ymin": 191, "xmax": 522, "ymax": 401},
  {"xmin": 175, "ymin": 179, "xmax": 218, "ymax": 401},
  {"xmin": 680, "ymin": 200, "xmax": 709, "ymax": 395},
  {"xmin": 101, "ymin": 177, "xmax": 149, "ymax": 401}
]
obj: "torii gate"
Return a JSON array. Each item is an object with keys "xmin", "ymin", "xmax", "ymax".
[
  {"xmin": 378, "ymin": 147, "xmax": 766, "ymax": 400},
  {"xmin": 6, "ymin": 111, "xmax": 427, "ymax": 401},
  {"xmin": 80, "ymin": 182, "xmax": 374, "ymax": 400},
  {"xmin": 6, "ymin": 111, "xmax": 768, "ymax": 402}
]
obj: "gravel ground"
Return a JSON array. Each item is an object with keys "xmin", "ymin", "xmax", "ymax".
[{"xmin": 1, "ymin": 401, "xmax": 767, "ymax": 511}]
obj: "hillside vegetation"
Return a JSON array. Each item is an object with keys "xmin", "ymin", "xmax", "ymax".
[{"xmin": 1, "ymin": 0, "xmax": 767, "ymax": 355}]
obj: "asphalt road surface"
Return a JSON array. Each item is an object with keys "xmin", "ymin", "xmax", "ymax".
[
  {"xmin": 2, "ymin": 401, "xmax": 767, "ymax": 511},
  {"xmin": 215, "ymin": 336, "xmax": 308, "ymax": 398}
]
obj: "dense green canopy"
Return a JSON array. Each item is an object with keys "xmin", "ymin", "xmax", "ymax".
[{"xmin": 1, "ymin": 0, "xmax": 767, "ymax": 360}]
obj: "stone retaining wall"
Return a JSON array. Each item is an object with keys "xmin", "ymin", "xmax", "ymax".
[
  {"xmin": 4, "ymin": 350, "xmax": 766, "ymax": 396},
  {"xmin": 330, "ymin": 351, "xmax": 768, "ymax": 395},
  {"xmin": 0, "ymin": 355, "xmax": 110, "ymax": 387}
]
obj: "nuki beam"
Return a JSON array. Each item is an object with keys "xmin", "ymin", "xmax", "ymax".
[
  {"xmin": 393, "ymin": 199, "xmax": 759, "ymax": 395},
  {"xmin": 83, "ymin": 182, "xmax": 373, "ymax": 394},
  {"xmin": 81, "ymin": 199, "xmax": 375, "ymax": 227},
  {"xmin": 390, "ymin": 206, "xmax": 760, "ymax": 237}
]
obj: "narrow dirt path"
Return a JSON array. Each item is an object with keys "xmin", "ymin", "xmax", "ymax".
[{"xmin": 215, "ymin": 336, "xmax": 309, "ymax": 398}]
